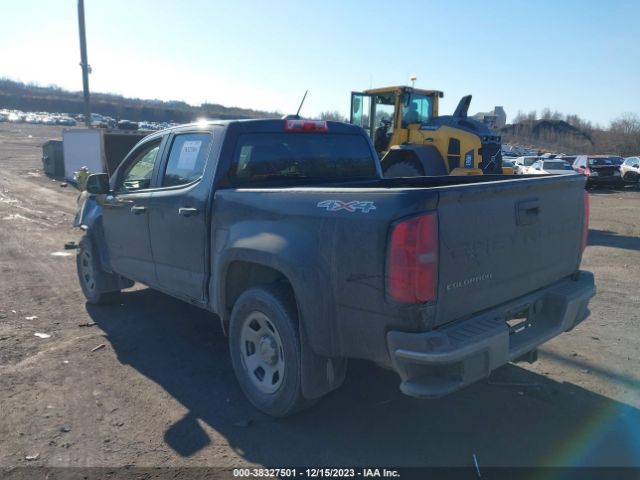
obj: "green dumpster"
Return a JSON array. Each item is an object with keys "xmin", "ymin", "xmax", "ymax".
[{"xmin": 42, "ymin": 140, "xmax": 65, "ymax": 177}]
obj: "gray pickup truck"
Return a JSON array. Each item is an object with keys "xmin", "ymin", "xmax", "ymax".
[{"xmin": 75, "ymin": 118, "xmax": 596, "ymax": 416}]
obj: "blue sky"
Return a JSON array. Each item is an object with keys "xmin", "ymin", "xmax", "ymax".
[{"xmin": 1, "ymin": 0, "xmax": 638, "ymax": 126}]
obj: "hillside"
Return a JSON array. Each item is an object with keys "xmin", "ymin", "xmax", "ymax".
[
  {"xmin": 0, "ymin": 78, "xmax": 276, "ymax": 123},
  {"xmin": 500, "ymin": 115, "xmax": 640, "ymax": 156},
  {"xmin": 500, "ymin": 119, "xmax": 594, "ymax": 153}
]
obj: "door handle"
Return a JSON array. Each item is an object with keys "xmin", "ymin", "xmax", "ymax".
[
  {"xmin": 130, "ymin": 205, "xmax": 147, "ymax": 214},
  {"xmin": 178, "ymin": 207, "xmax": 199, "ymax": 217},
  {"xmin": 105, "ymin": 195, "xmax": 131, "ymax": 207}
]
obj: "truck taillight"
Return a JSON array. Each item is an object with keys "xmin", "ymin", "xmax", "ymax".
[
  {"xmin": 387, "ymin": 213, "xmax": 438, "ymax": 304},
  {"xmin": 581, "ymin": 191, "xmax": 589, "ymax": 253},
  {"xmin": 285, "ymin": 120, "xmax": 328, "ymax": 132}
]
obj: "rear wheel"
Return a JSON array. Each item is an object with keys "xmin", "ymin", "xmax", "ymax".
[
  {"xmin": 229, "ymin": 285, "xmax": 311, "ymax": 417},
  {"xmin": 383, "ymin": 161, "xmax": 424, "ymax": 178},
  {"xmin": 76, "ymin": 236, "xmax": 120, "ymax": 305}
]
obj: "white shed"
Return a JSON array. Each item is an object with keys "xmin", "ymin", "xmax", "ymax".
[{"xmin": 62, "ymin": 128, "xmax": 149, "ymax": 181}]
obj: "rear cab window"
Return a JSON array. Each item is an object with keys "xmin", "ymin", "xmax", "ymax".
[
  {"xmin": 230, "ymin": 133, "xmax": 377, "ymax": 184},
  {"xmin": 162, "ymin": 133, "xmax": 213, "ymax": 187}
]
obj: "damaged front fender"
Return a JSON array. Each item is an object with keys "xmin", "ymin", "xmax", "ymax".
[
  {"xmin": 72, "ymin": 192, "xmax": 120, "ymax": 278},
  {"xmin": 73, "ymin": 191, "xmax": 102, "ymax": 230}
]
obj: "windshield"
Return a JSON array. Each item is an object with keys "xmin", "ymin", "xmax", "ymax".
[
  {"xmin": 231, "ymin": 133, "xmax": 377, "ymax": 184},
  {"xmin": 523, "ymin": 158, "xmax": 537, "ymax": 166},
  {"xmin": 402, "ymin": 94, "xmax": 433, "ymax": 126}
]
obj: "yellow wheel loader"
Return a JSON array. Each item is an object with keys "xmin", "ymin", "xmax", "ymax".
[{"xmin": 350, "ymin": 86, "xmax": 509, "ymax": 177}]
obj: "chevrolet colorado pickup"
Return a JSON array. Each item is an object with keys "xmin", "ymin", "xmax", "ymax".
[{"xmin": 75, "ymin": 118, "xmax": 596, "ymax": 416}]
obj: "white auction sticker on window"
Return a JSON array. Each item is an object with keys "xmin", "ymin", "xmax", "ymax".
[{"xmin": 177, "ymin": 140, "xmax": 202, "ymax": 170}]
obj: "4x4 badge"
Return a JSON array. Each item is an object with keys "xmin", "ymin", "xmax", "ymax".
[{"xmin": 317, "ymin": 200, "xmax": 376, "ymax": 213}]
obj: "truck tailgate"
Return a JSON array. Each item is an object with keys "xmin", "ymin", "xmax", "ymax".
[{"xmin": 434, "ymin": 175, "xmax": 585, "ymax": 327}]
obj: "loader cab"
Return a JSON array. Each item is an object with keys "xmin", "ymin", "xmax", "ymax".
[{"xmin": 350, "ymin": 86, "xmax": 442, "ymax": 157}]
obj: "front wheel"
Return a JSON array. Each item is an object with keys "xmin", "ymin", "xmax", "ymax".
[
  {"xmin": 229, "ymin": 285, "xmax": 311, "ymax": 417},
  {"xmin": 76, "ymin": 236, "xmax": 120, "ymax": 305}
]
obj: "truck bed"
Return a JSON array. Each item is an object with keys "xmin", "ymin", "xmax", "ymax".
[{"xmin": 214, "ymin": 173, "xmax": 587, "ymax": 362}]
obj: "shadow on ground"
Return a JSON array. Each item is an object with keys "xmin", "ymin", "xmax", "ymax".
[
  {"xmin": 588, "ymin": 229, "xmax": 640, "ymax": 251},
  {"xmin": 87, "ymin": 289, "xmax": 640, "ymax": 467}
]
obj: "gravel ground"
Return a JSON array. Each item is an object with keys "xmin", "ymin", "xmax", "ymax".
[{"xmin": 0, "ymin": 123, "xmax": 638, "ymax": 473}]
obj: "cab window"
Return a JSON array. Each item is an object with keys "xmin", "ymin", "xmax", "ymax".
[
  {"xmin": 373, "ymin": 94, "xmax": 395, "ymax": 131},
  {"xmin": 231, "ymin": 133, "xmax": 376, "ymax": 184},
  {"xmin": 162, "ymin": 133, "xmax": 212, "ymax": 187},
  {"xmin": 120, "ymin": 140, "xmax": 162, "ymax": 191},
  {"xmin": 402, "ymin": 94, "xmax": 432, "ymax": 127}
]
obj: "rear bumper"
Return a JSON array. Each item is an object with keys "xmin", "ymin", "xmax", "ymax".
[
  {"xmin": 387, "ymin": 271, "xmax": 596, "ymax": 399},
  {"xmin": 586, "ymin": 175, "xmax": 623, "ymax": 186}
]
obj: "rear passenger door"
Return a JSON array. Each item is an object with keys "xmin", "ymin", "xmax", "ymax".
[{"xmin": 147, "ymin": 131, "xmax": 215, "ymax": 303}]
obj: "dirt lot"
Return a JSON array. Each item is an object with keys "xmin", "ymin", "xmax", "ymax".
[{"xmin": 0, "ymin": 123, "xmax": 639, "ymax": 472}]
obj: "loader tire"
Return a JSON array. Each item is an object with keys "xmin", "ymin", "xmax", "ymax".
[{"xmin": 384, "ymin": 161, "xmax": 424, "ymax": 178}]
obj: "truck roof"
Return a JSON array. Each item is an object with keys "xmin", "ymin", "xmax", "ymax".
[
  {"xmin": 156, "ymin": 118, "xmax": 367, "ymax": 135},
  {"xmin": 363, "ymin": 86, "xmax": 444, "ymax": 97}
]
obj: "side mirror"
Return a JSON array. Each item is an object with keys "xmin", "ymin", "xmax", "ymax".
[{"xmin": 85, "ymin": 173, "xmax": 110, "ymax": 194}]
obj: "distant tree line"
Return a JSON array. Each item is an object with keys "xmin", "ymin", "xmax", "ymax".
[
  {"xmin": 0, "ymin": 78, "xmax": 278, "ymax": 123},
  {"xmin": 319, "ymin": 110, "xmax": 348, "ymax": 122},
  {"xmin": 505, "ymin": 109, "xmax": 640, "ymax": 156},
  {"xmin": 3, "ymin": 78, "xmax": 637, "ymax": 155}
]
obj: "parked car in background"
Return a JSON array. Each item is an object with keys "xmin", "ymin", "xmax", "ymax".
[
  {"xmin": 502, "ymin": 158, "xmax": 515, "ymax": 168},
  {"xmin": 528, "ymin": 159, "xmax": 576, "ymax": 175},
  {"xmin": 116, "ymin": 119, "xmax": 139, "ymax": 130},
  {"xmin": 621, "ymin": 157, "xmax": 640, "ymax": 184},
  {"xmin": 572, "ymin": 155, "xmax": 624, "ymax": 188},
  {"xmin": 513, "ymin": 156, "xmax": 539, "ymax": 174},
  {"xmin": 556, "ymin": 155, "xmax": 576, "ymax": 164},
  {"xmin": 7, "ymin": 111, "xmax": 24, "ymax": 123},
  {"xmin": 58, "ymin": 116, "xmax": 77, "ymax": 126}
]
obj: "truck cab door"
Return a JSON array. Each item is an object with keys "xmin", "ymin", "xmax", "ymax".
[
  {"xmin": 147, "ymin": 131, "xmax": 215, "ymax": 304},
  {"xmin": 102, "ymin": 136, "xmax": 165, "ymax": 285},
  {"xmin": 350, "ymin": 92, "xmax": 373, "ymax": 138}
]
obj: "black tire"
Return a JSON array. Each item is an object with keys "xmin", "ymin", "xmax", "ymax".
[
  {"xmin": 76, "ymin": 236, "xmax": 120, "ymax": 305},
  {"xmin": 383, "ymin": 161, "xmax": 423, "ymax": 178},
  {"xmin": 229, "ymin": 284, "xmax": 311, "ymax": 417}
]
